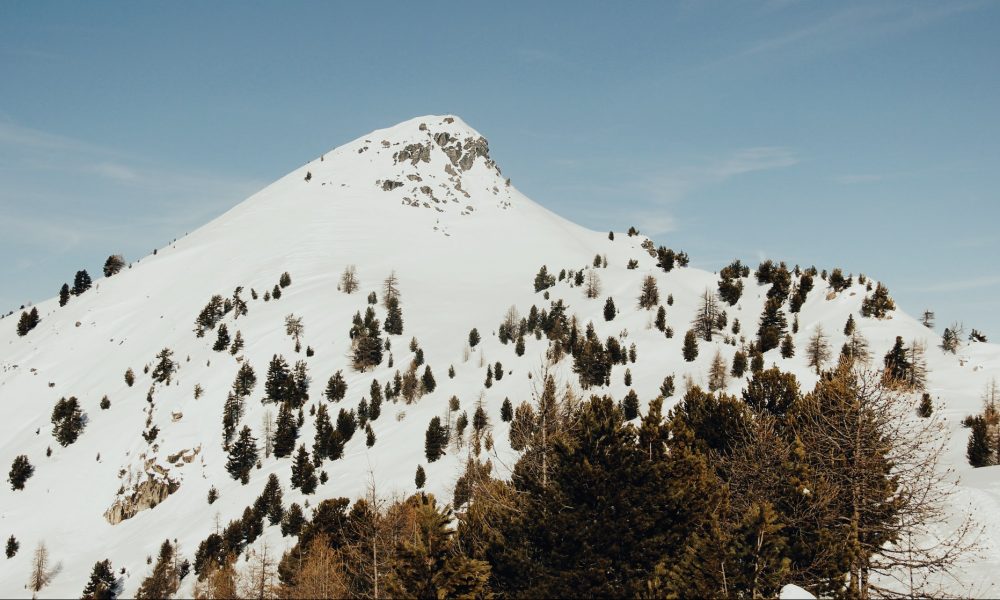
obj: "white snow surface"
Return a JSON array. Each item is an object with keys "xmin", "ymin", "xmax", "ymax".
[{"xmin": 1, "ymin": 115, "xmax": 998, "ymax": 598}]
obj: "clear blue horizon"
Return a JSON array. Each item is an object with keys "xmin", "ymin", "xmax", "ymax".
[{"xmin": 1, "ymin": 1, "xmax": 998, "ymax": 337}]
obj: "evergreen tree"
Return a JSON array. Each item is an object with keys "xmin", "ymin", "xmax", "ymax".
[
  {"xmin": 226, "ymin": 426, "xmax": 258, "ymax": 484},
  {"xmin": 365, "ymin": 423, "xmax": 376, "ymax": 447},
  {"xmin": 624, "ymin": 368, "xmax": 632, "ymax": 386},
  {"xmin": 51, "ymin": 396, "xmax": 85, "ymax": 446},
  {"xmin": 844, "ymin": 314, "xmax": 856, "ymax": 335},
  {"xmin": 221, "ymin": 391, "xmax": 243, "ymax": 448},
  {"xmin": 5, "ymin": 535, "xmax": 18, "ymax": 558},
  {"xmin": 273, "ymin": 403, "xmax": 298, "ymax": 458},
  {"xmin": 603, "ymin": 297, "xmax": 616, "ymax": 321},
  {"xmin": 780, "ymin": 333, "xmax": 795, "ymax": 358},
  {"xmin": 232, "ymin": 362, "xmax": 257, "ymax": 397},
  {"xmin": 918, "ymin": 393, "xmax": 933, "ymax": 418},
  {"xmin": 16, "ymin": 308, "xmax": 39, "ymax": 336},
  {"xmin": 151, "ymin": 348, "xmax": 176, "ymax": 384},
  {"xmin": 103, "ymin": 254, "xmax": 126, "ymax": 277},
  {"xmin": 73, "ymin": 269, "xmax": 93, "ymax": 295},
  {"xmin": 81, "ymin": 558, "xmax": 117, "ymax": 600},
  {"xmin": 743, "ymin": 368, "xmax": 801, "ymax": 418},
  {"xmin": 660, "ymin": 375, "xmax": 675, "ymax": 398},
  {"xmin": 384, "ymin": 296, "xmax": 404, "ymax": 335},
  {"xmin": 727, "ymin": 503, "xmax": 791, "ymax": 598},
  {"xmin": 622, "ymin": 389, "xmax": 640, "ymax": 420},
  {"xmin": 638, "ymin": 275, "xmax": 660, "ymax": 309},
  {"xmin": 255, "ymin": 473, "xmax": 284, "ymax": 525},
  {"xmin": 59, "ymin": 283, "xmax": 70, "ymax": 307},
  {"xmin": 8, "ymin": 455, "xmax": 33, "ymax": 490},
  {"xmin": 279, "ymin": 271, "xmax": 292, "ymax": 288},
  {"xmin": 265, "ymin": 354, "xmax": 293, "ymax": 403},
  {"xmin": 291, "ymin": 445, "xmax": 317, "ymax": 493},
  {"xmin": 124, "ymin": 368, "xmax": 135, "ymax": 387},
  {"xmin": 281, "ymin": 503, "xmax": 305, "ymax": 537},
  {"xmin": 312, "ymin": 404, "xmax": 334, "ymax": 461},
  {"xmin": 369, "ymin": 380, "xmax": 383, "ymax": 421},
  {"xmin": 212, "ymin": 323, "xmax": 230, "ymax": 352},
  {"xmin": 534, "ymin": 265, "xmax": 555, "ymax": 292},
  {"xmin": 756, "ymin": 298, "xmax": 788, "ymax": 353},
  {"xmin": 422, "ymin": 365, "xmax": 437, "ymax": 393},
  {"xmin": 515, "ymin": 335, "xmax": 525, "ymax": 356},
  {"xmin": 683, "ymin": 329, "xmax": 699, "ymax": 362},
  {"xmin": 229, "ymin": 330, "xmax": 244, "ymax": 355},
  {"xmin": 655, "ymin": 305, "xmax": 666, "ymax": 332},
  {"xmin": 468, "ymin": 328, "xmax": 481, "ymax": 348},
  {"xmin": 861, "ymin": 282, "xmax": 896, "ymax": 319},
  {"xmin": 272, "ymin": 284, "xmax": 282, "ymax": 299},
  {"xmin": 501, "ymin": 397, "xmax": 514, "ymax": 422},
  {"xmin": 731, "ymin": 350, "xmax": 748, "ymax": 378},
  {"xmin": 415, "ymin": 464, "xmax": 426, "ymax": 489},
  {"xmin": 941, "ymin": 328, "xmax": 960, "ymax": 354},
  {"xmin": 425, "ymin": 416, "xmax": 448, "ymax": 462},
  {"xmin": 325, "ymin": 370, "xmax": 347, "ymax": 402},
  {"xmin": 750, "ymin": 351, "xmax": 765, "ymax": 374},
  {"xmin": 883, "ymin": 336, "xmax": 913, "ymax": 385},
  {"xmin": 968, "ymin": 416, "xmax": 992, "ymax": 467},
  {"xmin": 135, "ymin": 540, "xmax": 178, "ymax": 599}
]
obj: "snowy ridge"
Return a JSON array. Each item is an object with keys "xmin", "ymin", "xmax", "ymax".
[{"xmin": 1, "ymin": 115, "xmax": 999, "ymax": 598}]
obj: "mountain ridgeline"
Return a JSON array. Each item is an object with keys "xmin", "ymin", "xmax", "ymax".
[{"xmin": 1, "ymin": 116, "xmax": 998, "ymax": 599}]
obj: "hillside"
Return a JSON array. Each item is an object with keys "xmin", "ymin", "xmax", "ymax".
[{"xmin": 1, "ymin": 115, "xmax": 998, "ymax": 598}]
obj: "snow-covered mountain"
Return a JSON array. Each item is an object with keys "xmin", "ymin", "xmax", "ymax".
[{"xmin": 2, "ymin": 115, "xmax": 998, "ymax": 598}]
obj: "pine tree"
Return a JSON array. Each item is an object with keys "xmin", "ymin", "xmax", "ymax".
[
  {"xmin": 124, "ymin": 368, "xmax": 135, "ymax": 387},
  {"xmin": 5, "ymin": 535, "xmax": 18, "ymax": 558},
  {"xmin": 468, "ymin": 328, "xmax": 480, "ymax": 348},
  {"xmin": 8, "ymin": 455, "xmax": 33, "ymax": 490},
  {"xmin": 221, "ymin": 392, "xmax": 243, "ymax": 448},
  {"xmin": 780, "ymin": 333, "xmax": 795, "ymax": 358},
  {"xmin": 265, "ymin": 355, "xmax": 293, "ymax": 403},
  {"xmin": 151, "ymin": 348, "xmax": 176, "ymax": 384},
  {"xmin": 757, "ymin": 298, "xmax": 788, "ymax": 353},
  {"xmin": 272, "ymin": 284, "xmax": 282, "ymax": 299},
  {"xmin": 51, "ymin": 396, "xmax": 85, "ymax": 446},
  {"xmin": 103, "ymin": 254, "xmax": 126, "ymax": 277},
  {"xmin": 226, "ymin": 426, "xmax": 258, "ymax": 484},
  {"xmin": 660, "ymin": 375, "xmax": 675, "ymax": 398},
  {"xmin": 273, "ymin": 403, "xmax": 298, "ymax": 458},
  {"xmin": 941, "ymin": 328, "xmax": 960, "ymax": 354},
  {"xmin": 501, "ymin": 397, "xmax": 514, "ymax": 422},
  {"xmin": 256, "ymin": 473, "xmax": 284, "ymax": 525},
  {"xmin": 422, "ymin": 365, "xmax": 437, "ymax": 393},
  {"xmin": 603, "ymin": 297, "xmax": 616, "ymax": 321},
  {"xmin": 81, "ymin": 558, "xmax": 117, "ymax": 599},
  {"xmin": 844, "ymin": 314, "xmax": 856, "ymax": 335},
  {"xmin": 325, "ymin": 370, "xmax": 347, "ymax": 402},
  {"xmin": 743, "ymin": 368, "xmax": 801, "ymax": 418},
  {"xmin": 731, "ymin": 350, "xmax": 748, "ymax": 378},
  {"xmin": 918, "ymin": 393, "xmax": 933, "ymax": 418},
  {"xmin": 968, "ymin": 416, "xmax": 992, "ymax": 467},
  {"xmin": 365, "ymin": 423, "xmax": 376, "ymax": 447},
  {"xmin": 291, "ymin": 445, "xmax": 317, "ymax": 493},
  {"xmin": 212, "ymin": 323, "xmax": 230, "ymax": 352},
  {"xmin": 232, "ymin": 362, "xmax": 257, "ymax": 397},
  {"xmin": 622, "ymin": 389, "xmax": 640, "ymax": 420},
  {"xmin": 135, "ymin": 540, "xmax": 178, "ymax": 599},
  {"xmin": 16, "ymin": 308, "xmax": 39, "ymax": 336},
  {"xmin": 415, "ymin": 465, "xmax": 426, "ymax": 489},
  {"xmin": 279, "ymin": 271, "xmax": 292, "ymax": 288},
  {"xmin": 515, "ymin": 336, "xmax": 525, "ymax": 356},
  {"xmin": 229, "ymin": 330, "xmax": 244, "ymax": 355},
  {"xmin": 655, "ymin": 305, "xmax": 666, "ymax": 332},
  {"xmin": 624, "ymin": 368, "xmax": 632, "ymax": 386},
  {"xmin": 683, "ymin": 329, "xmax": 699, "ymax": 362},
  {"xmin": 425, "ymin": 417, "xmax": 448, "ymax": 462},
  {"xmin": 727, "ymin": 502, "xmax": 790, "ymax": 598},
  {"xmin": 73, "ymin": 269, "xmax": 93, "ymax": 295},
  {"xmin": 384, "ymin": 296, "xmax": 404, "ymax": 335},
  {"xmin": 883, "ymin": 336, "xmax": 913, "ymax": 385},
  {"xmin": 861, "ymin": 282, "xmax": 896, "ymax": 319},
  {"xmin": 59, "ymin": 283, "xmax": 70, "ymax": 307},
  {"xmin": 534, "ymin": 265, "xmax": 555, "ymax": 292},
  {"xmin": 638, "ymin": 275, "xmax": 660, "ymax": 309},
  {"xmin": 281, "ymin": 503, "xmax": 305, "ymax": 537}
]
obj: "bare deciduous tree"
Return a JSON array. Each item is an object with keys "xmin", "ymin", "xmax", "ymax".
[{"xmin": 340, "ymin": 265, "xmax": 359, "ymax": 294}]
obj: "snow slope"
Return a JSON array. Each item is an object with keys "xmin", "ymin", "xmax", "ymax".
[{"xmin": 1, "ymin": 115, "xmax": 998, "ymax": 598}]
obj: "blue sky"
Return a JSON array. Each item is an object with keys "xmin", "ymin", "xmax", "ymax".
[{"xmin": 1, "ymin": 1, "xmax": 998, "ymax": 335}]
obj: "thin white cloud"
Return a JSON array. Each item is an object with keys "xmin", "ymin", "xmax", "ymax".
[
  {"xmin": 835, "ymin": 174, "xmax": 885, "ymax": 185},
  {"xmin": 644, "ymin": 146, "xmax": 799, "ymax": 203}
]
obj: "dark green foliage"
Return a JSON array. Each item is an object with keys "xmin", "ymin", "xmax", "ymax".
[
  {"xmin": 515, "ymin": 335, "xmax": 525, "ymax": 356},
  {"xmin": 750, "ymin": 351, "xmax": 765, "ymax": 373},
  {"xmin": 279, "ymin": 271, "xmax": 292, "ymax": 288},
  {"xmin": 51, "ymin": 396, "xmax": 85, "ymax": 446},
  {"xmin": 743, "ymin": 368, "xmax": 800, "ymax": 418},
  {"xmin": 336, "ymin": 408, "xmax": 357, "ymax": 442},
  {"xmin": 325, "ymin": 370, "xmax": 347, "ymax": 402},
  {"xmin": 272, "ymin": 284, "xmax": 282, "ymax": 299},
  {"xmin": 124, "ymin": 368, "xmax": 135, "ymax": 387},
  {"xmin": 15, "ymin": 308, "xmax": 39, "ymax": 336},
  {"xmin": 8, "ymin": 455, "xmax": 33, "ymax": 490},
  {"xmin": 468, "ymin": 328, "xmax": 480, "ymax": 348},
  {"xmin": 103, "ymin": 254, "xmax": 126, "ymax": 278},
  {"xmin": 135, "ymin": 540, "xmax": 178, "ymax": 599},
  {"xmin": 501, "ymin": 397, "xmax": 513, "ymax": 422},
  {"xmin": 255, "ymin": 473, "xmax": 284, "ymax": 525},
  {"xmin": 484, "ymin": 366, "xmax": 493, "ymax": 388},
  {"xmin": 232, "ymin": 362, "xmax": 256, "ymax": 397},
  {"xmin": 73, "ymin": 269, "xmax": 93, "ymax": 295},
  {"xmin": 100, "ymin": 395, "xmax": 110, "ymax": 410},
  {"xmin": 425, "ymin": 416, "xmax": 448, "ymax": 462},
  {"xmin": 603, "ymin": 297, "xmax": 616, "ymax": 321},
  {"xmin": 622, "ymin": 389, "xmax": 639, "ymax": 420},
  {"xmin": 281, "ymin": 503, "xmax": 305, "ymax": 537},
  {"xmin": 624, "ymin": 368, "xmax": 632, "ymax": 386},
  {"xmin": 968, "ymin": 416, "xmax": 991, "ymax": 467},
  {"xmin": 59, "ymin": 283, "xmax": 71, "ymax": 307},
  {"xmin": 638, "ymin": 275, "xmax": 659, "ymax": 309},
  {"xmin": 655, "ymin": 305, "xmax": 666, "ymax": 331},
  {"xmin": 212, "ymin": 323, "xmax": 230, "ymax": 352},
  {"xmin": 861, "ymin": 282, "xmax": 896, "ymax": 319},
  {"xmin": 226, "ymin": 426, "xmax": 257, "ymax": 484},
  {"xmin": 918, "ymin": 393, "xmax": 933, "ymax": 418},
  {"xmin": 422, "ymin": 365, "xmax": 437, "ymax": 393},
  {"xmin": 473, "ymin": 405, "xmax": 489, "ymax": 433},
  {"xmin": 207, "ymin": 486, "xmax": 218, "ymax": 504},
  {"xmin": 883, "ymin": 337, "xmax": 913, "ymax": 384},
  {"xmin": 151, "ymin": 348, "xmax": 176, "ymax": 384},
  {"xmin": 731, "ymin": 350, "xmax": 748, "ymax": 378},
  {"xmin": 291, "ymin": 444, "xmax": 317, "ymax": 493},
  {"xmin": 534, "ymin": 265, "xmax": 556, "ymax": 292},
  {"xmin": 81, "ymin": 558, "xmax": 117, "ymax": 599},
  {"xmin": 384, "ymin": 296, "xmax": 404, "ymax": 335},
  {"xmin": 683, "ymin": 329, "xmax": 699, "ymax": 362},
  {"xmin": 221, "ymin": 391, "xmax": 243, "ymax": 448},
  {"xmin": 660, "ymin": 375, "xmax": 675, "ymax": 398},
  {"xmin": 494, "ymin": 361, "xmax": 504, "ymax": 381},
  {"xmin": 352, "ymin": 310, "xmax": 384, "ymax": 371},
  {"xmin": 5, "ymin": 535, "xmax": 18, "ymax": 558},
  {"xmin": 828, "ymin": 268, "xmax": 851, "ymax": 292},
  {"xmin": 573, "ymin": 325, "xmax": 612, "ymax": 388},
  {"xmin": 718, "ymin": 260, "xmax": 747, "ymax": 306},
  {"xmin": 415, "ymin": 464, "xmax": 426, "ymax": 489},
  {"xmin": 273, "ymin": 403, "xmax": 298, "ymax": 458},
  {"xmin": 757, "ymin": 298, "xmax": 788, "ymax": 353},
  {"xmin": 844, "ymin": 314, "xmax": 856, "ymax": 335},
  {"xmin": 780, "ymin": 333, "xmax": 795, "ymax": 358}
]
